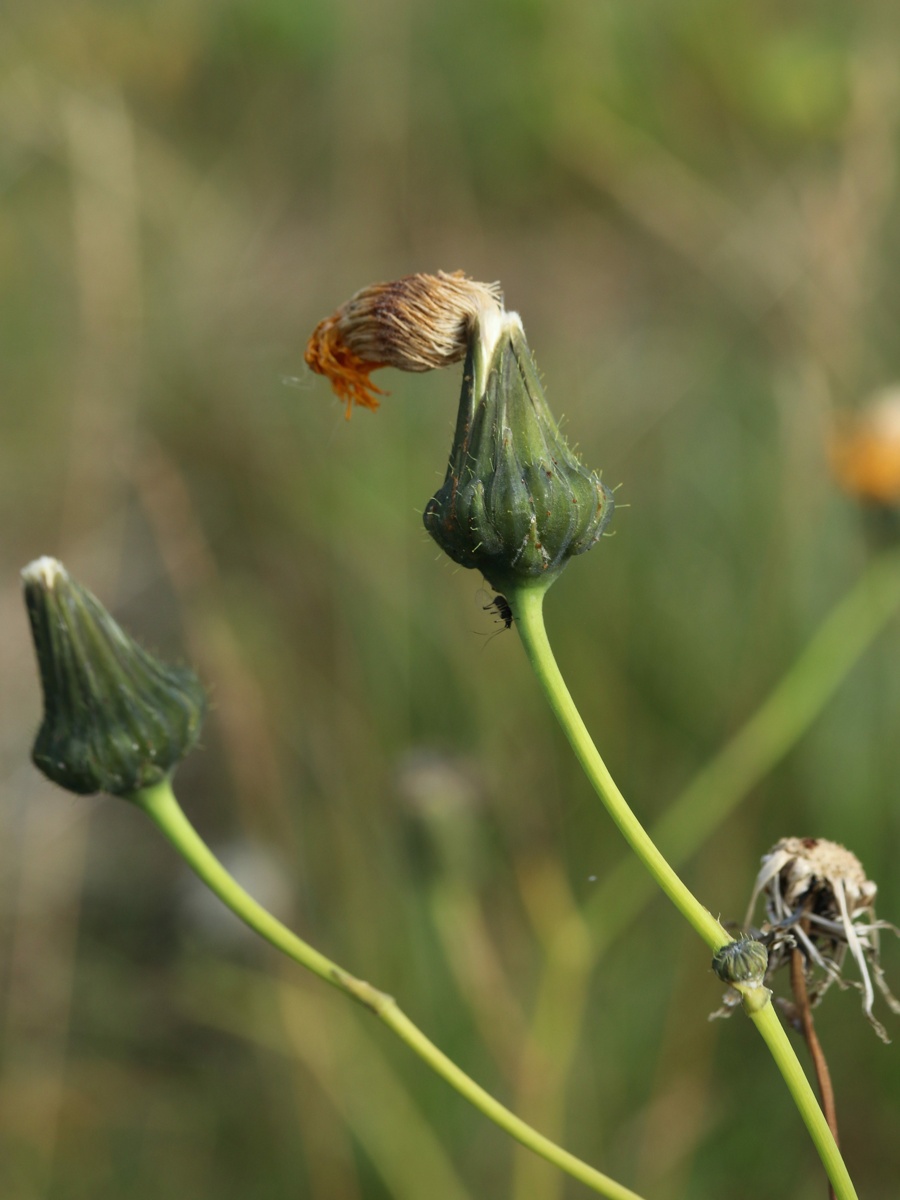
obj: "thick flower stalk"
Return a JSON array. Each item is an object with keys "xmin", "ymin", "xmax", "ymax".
[{"xmin": 23, "ymin": 556, "xmax": 206, "ymax": 796}]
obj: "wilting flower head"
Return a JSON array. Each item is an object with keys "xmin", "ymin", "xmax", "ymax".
[
  {"xmin": 23, "ymin": 557, "xmax": 206, "ymax": 798},
  {"xmin": 718, "ymin": 837, "xmax": 900, "ymax": 1040},
  {"xmin": 306, "ymin": 269, "xmax": 615, "ymax": 595},
  {"xmin": 305, "ymin": 271, "xmax": 503, "ymax": 416},
  {"xmin": 830, "ymin": 388, "xmax": 900, "ymax": 506}
]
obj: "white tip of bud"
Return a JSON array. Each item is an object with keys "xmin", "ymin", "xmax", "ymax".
[
  {"xmin": 475, "ymin": 306, "xmax": 522, "ymax": 380},
  {"xmin": 22, "ymin": 557, "xmax": 67, "ymax": 589}
]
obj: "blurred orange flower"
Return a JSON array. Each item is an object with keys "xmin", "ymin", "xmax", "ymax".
[{"xmin": 830, "ymin": 389, "xmax": 900, "ymax": 505}]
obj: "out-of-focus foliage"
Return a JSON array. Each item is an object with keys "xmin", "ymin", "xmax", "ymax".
[{"xmin": 2, "ymin": 2, "xmax": 900, "ymax": 1198}]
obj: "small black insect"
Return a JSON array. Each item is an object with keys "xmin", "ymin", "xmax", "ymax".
[{"xmin": 483, "ymin": 593, "xmax": 513, "ymax": 630}]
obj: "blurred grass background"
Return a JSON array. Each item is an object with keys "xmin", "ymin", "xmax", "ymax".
[{"xmin": 2, "ymin": 2, "xmax": 900, "ymax": 1197}]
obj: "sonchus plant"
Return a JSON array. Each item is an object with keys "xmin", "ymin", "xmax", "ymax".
[
  {"xmin": 23, "ymin": 271, "xmax": 896, "ymax": 1200},
  {"xmin": 307, "ymin": 270, "xmax": 877, "ymax": 1200},
  {"xmin": 22, "ymin": 552, "xmax": 647, "ymax": 1200}
]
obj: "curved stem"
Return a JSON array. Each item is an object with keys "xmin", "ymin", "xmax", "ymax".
[
  {"xmin": 129, "ymin": 780, "xmax": 646, "ymax": 1200},
  {"xmin": 510, "ymin": 585, "xmax": 725, "ymax": 949},
  {"xmin": 749, "ymin": 1004, "xmax": 853, "ymax": 1199},
  {"xmin": 508, "ymin": 584, "xmax": 858, "ymax": 1200},
  {"xmin": 584, "ymin": 544, "xmax": 900, "ymax": 946},
  {"xmin": 510, "ymin": 547, "xmax": 900, "ymax": 1200}
]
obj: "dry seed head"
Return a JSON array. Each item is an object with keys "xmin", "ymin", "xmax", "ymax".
[
  {"xmin": 743, "ymin": 836, "xmax": 900, "ymax": 1041},
  {"xmin": 746, "ymin": 837, "xmax": 876, "ymax": 926},
  {"xmin": 305, "ymin": 271, "xmax": 504, "ymax": 416}
]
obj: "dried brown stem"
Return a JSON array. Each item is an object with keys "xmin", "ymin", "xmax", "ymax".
[{"xmin": 790, "ymin": 943, "xmax": 839, "ymax": 1200}]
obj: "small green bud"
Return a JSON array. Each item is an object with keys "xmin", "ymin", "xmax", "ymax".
[
  {"xmin": 712, "ymin": 937, "xmax": 772, "ymax": 1014},
  {"xmin": 22, "ymin": 557, "xmax": 206, "ymax": 797},
  {"xmin": 712, "ymin": 937, "xmax": 769, "ymax": 987},
  {"xmin": 423, "ymin": 312, "xmax": 614, "ymax": 595}
]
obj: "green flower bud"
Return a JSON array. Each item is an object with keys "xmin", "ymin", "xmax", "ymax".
[
  {"xmin": 23, "ymin": 557, "xmax": 206, "ymax": 797},
  {"xmin": 712, "ymin": 937, "xmax": 772, "ymax": 1014},
  {"xmin": 423, "ymin": 312, "xmax": 614, "ymax": 595},
  {"xmin": 712, "ymin": 937, "xmax": 769, "ymax": 987}
]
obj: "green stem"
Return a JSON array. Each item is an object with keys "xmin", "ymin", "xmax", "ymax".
[
  {"xmin": 749, "ymin": 1004, "xmax": 853, "ymax": 1198},
  {"xmin": 520, "ymin": 546, "xmax": 900, "ymax": 1194},
  {"xmin": 586, "ymin": 544, "xmax": 900, "ymax": 946},
  {"xmin": 511, "ymin": 584, "xmax": 725, "ymax": 950},
  {"xmin": 508, "ymin": 583, "xmax": 858, "ymax": 1200},
  {"xmin": 130, "ymin": 779, "xmax": 646, "ymax": 1200}
]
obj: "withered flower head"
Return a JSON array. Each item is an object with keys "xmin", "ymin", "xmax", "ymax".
[
  {"xmin": 305, "ymin": 271, "xmax": 503, "ymax": 416},
  {"xmin": 718, "ymin": 837, "xmax": 900, "ymax": 1040},
  {"xmin": 830, "ymin": 387, "xmax": 900, "ymax": 506},
  {"xmin": 306, "ymin": 269, "xmax": 615, "ymax": 594},
  {"xmin": 23, "ymin": 557, "xmax": 206, "ymax": 798}
]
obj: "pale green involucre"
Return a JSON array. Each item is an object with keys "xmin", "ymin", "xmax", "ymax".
[
  {"xmin": 423, "ymin": 324, "xmax": 614, "ymax": 595},
  {"xmin": 712, "ymin": 937, "xmax": 769, "ymax": 987}
]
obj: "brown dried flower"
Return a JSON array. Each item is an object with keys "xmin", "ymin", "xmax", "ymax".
[
  {"xmin": 740, "ymin": 837, "xmax": 900, "ymax": 1041},
  {"xmin": 305, "ymin": 271, "xmax": 503, "ymax": 416}
]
